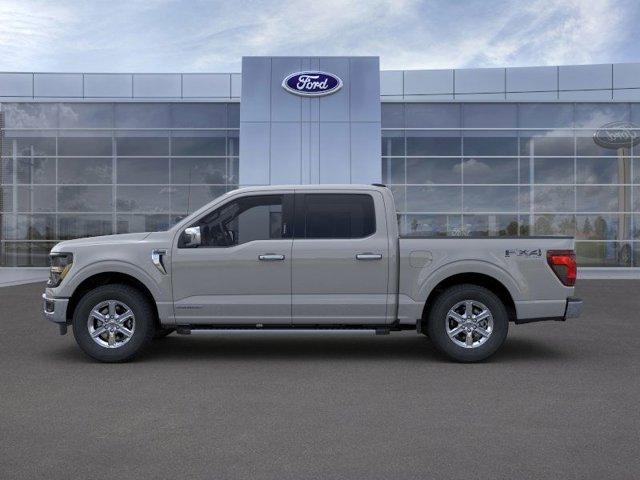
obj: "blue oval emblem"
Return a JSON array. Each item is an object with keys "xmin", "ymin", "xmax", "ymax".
[{"xmin": 282, "ymin": 71, "xmax": 343, "ymax": 97}]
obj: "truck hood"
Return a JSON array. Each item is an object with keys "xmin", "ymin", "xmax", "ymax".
[{"xmin": 51, "ymin": 232, "xmax": 152, "ymax": 252}]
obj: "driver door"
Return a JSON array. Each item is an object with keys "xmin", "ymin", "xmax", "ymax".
[{"xmin": 171, "ymin": 192, "xmax": 294, "ymax": 325}]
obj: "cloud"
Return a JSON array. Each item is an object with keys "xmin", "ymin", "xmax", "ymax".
[{"xmin": 0, "ymin": 0, "xmax": 636, "ymax": 73}]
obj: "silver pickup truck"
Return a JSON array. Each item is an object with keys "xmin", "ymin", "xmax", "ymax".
[{"xmin": 43, "ymin": 184, "xmax": 582, "ymax": 363}]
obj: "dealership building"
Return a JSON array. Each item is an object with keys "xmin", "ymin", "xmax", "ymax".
[{"xmin": 1, "ymin": 56, "xmax": 639, "ymax": 275}]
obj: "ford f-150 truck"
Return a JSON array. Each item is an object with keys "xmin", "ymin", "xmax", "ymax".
[{"xmin": 43, "ymin": 184, "xmax": 582, "ymax": 363}]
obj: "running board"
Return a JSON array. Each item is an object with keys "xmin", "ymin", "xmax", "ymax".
[{"xmin": 176, "ymin": 325, "xmax": 395, "ymax": 335}]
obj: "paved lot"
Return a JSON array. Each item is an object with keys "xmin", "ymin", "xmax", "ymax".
[{"xmin": 1, "ymin": 280, "xmax": 638, "ymax": 479}]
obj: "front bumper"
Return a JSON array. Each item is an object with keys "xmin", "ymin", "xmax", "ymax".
[
  {"xmin": 564, "ymin": 297, "xmax": 583, "ymax": 319},
  {"xmin": 43, "ymin": 294, "xmax": 69, "ymax": 333}
]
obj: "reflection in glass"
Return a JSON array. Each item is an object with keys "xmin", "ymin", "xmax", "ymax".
[
  {"xmin": 405, "ymin": 104, "xmax": 460, "ymax": 128},
  {"xmin": 534, "ymin": 186, "xmax": 575, "ymax": 212},
  {"xmin": 533, "ymin": 215, "xmax": 576, "ymax": 236},
  {"xmin": 463, "ymin": 187, "xmax": 518, "ymax": 212},
  {"xmin": 17, "ymin": 186, "xmax": 56, "ymax": 212},
  {"xmin": 171, "ymin": 158, "xmax": 226, "ymax": 184},
  {"xmin": 406, "ymin": 186, "xmax": 461, "ymax": 212},
  {"xmin": 576, "ymin": 157, "xmax": 627, "ymax": 184},
  {"xmin": 170, "ymin": 186, "xmax": 226, "ymax": 214},
  {"xmin": 58, "ymin": 214, "xmax": 113, "ymax": 240},
  {"xmin": 463, "ymin": 158, "xmax": 517, "ymax": 184},
  {"xmin": 117, "ymin": 214, "xmax": 171, "ymax": 233},
  {"xmin": 16, "ymin": 157, "xmax": 55, "ymax": 184},
  {"xmin": 1, "ymin": 242, "xmax": 56, "ymax": 267},
  {"xmin": 59, "ymin": 158, "xmax": 112, "ymax": 184},
  {"xmin": 2, "ymin": 136, "xmax": 56, "ymax": 157},
  {"xmin": 58, "ymin": 137, "xmax": 113, "ymax": 156},
  {"xmin": 463, "ymin": 136, "xmax": 518, "ymax": 156},
  {"xmin": 577, "ymin": 186, "xmax": 629, "ymax": 212},
  {"xmin": 381, "ymin": 103, "xmax": 404, "ymax": 128},
  {"xmin": 407, "ymin": 158, "xmax": 461, "ymax": 184},
  {"xmin": 171, "ymin": 135, "xmax": 226, "ymax": 156},
  {"xmin": 381, "ymin": 158, "xmax": 405, "ymax": 184},
  {"xmin": 519, "ymin": 135, "xmax": 573, "ymax": 156},
  {"xmin": 116, "ymin": 158, "xmax": 169, "ymax": 184},
  {"xmin": 403, "ymin": 214, "xmax": 462, "ymax": 237},
  {"xmin": 170, "ymin": 103, "xmax": 227, "ymax": 128},
  {"xmin": 116, "ymin": 136, "xmax": 168, "ymax": 156},
  {"xmin": 58, "ymin": 104, "xmax": 113, "ymax": 128},
  {"xmin": 116, "ymin": 186, "xmax": 171, "ymax": 213},
  {"xmin": 406, "ymin": 132, "xmax": 461, "ymax": 156},
  {"xmin": 576, "ymin": 242, "xmax": 632, "ymax": 267},
  {"xmin": 16, "ymin": 214, "xmax": 56, "ymax": 240},
  {"xmin": 381, "ymin": 131, "xmax": 404, "ymax": 156},
  {"xmin": 58, "ymin": 186, "xmax": 113, "ymax": 212},
  {"xmin": 575, "ymin": 214, "xmax": 628, "ymax": 240},
  {"xmin": 534, "ymin": 158, "xmax": 574, "ymax": 184},
  {"xmin": 462, "ymin": 215, "xmax": 519, "ymax": 236}
]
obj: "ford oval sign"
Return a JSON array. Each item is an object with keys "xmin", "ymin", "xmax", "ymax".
[
  {"xmin": 593, "ymin": 121, "xmax": 640, "ymax": 149},
  {"xmin": 282, "ymin": 71, "xmax": 343, "ymax": 97}
]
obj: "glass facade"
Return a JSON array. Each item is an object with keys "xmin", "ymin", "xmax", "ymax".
[
  {"xmin": 1, "ymin": 100, "xmax": 639, "ymax": 268},
  {"xmin": 382, "ymin": 103, "xmax": 640, "ymax": 267},
  {"xmin": 0, "ymin": 102, "xmax": 239, "ymax": 266}
]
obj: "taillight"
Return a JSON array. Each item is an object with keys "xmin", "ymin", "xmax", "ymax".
[{"xmin": 547, "ymin": 250, "xmax": 577, "ymax": 286}]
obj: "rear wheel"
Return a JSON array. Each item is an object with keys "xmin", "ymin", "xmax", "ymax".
[
  {"xmin": 72, "ymin": 284, "xmax": 155, "ymax": 363},
  {"xmin": 426, "ymin": 284, "xmax": 508, "ymax": 362}
]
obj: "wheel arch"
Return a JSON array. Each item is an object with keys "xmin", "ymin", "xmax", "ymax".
[
  {"xmin": 420, "ymin": 272, "xmax": 517, "ymax": 327},
  {"xmin": 66, "ymin": 272, "xmax": 159, "ymax": 327}
]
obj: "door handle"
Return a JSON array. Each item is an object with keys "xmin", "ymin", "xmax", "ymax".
[
  {"xmin": 356, "ymin": 253, "xmax": 383, "ymax": 260},
  {"xmin": 258, "ymin": 254, "xmax": 285, "ymax": 261}
]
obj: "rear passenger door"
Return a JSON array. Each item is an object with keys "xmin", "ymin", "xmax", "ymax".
[{"xmin": 291, "ymin": 191, "xmax": 389, "ymax": 325}]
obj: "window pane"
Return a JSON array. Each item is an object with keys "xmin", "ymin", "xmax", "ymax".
[
  {"xmin": 116, "ymin": 186, "xmax": 170, "ymax": 213},
  {"xmin": 116, "ymin": 158, "xmax": 169, "ymax": 184},
  {"xmin": 15, "ymin": 214, "xmax": 56, "ymax": 240},
  {"xmin": 576, "ymin": 157, "xmax": 627, "ymax": 184},
  {"xmin": 518, "ymin": 104, "xmax": 574, "ymax": 129},
  {"xmin": 403, "ymin": 214, "xmax": 462, "ymax": 237},
  {"xmin": 576, "ymin": 214, "xmax": 629, "ymax": 240},
  {"xmin": 17, "ymin": 186, "xmax": 56, "ymax": 212},
  {"xmin": 116, "ymin": 136, "xmax": 168, "ymax": 156},
  {"xmin": 463, "ymin": 104, "xmax": 516, "ymax": 128},
  {"xmin": 381, "ymin": 103, "xmax": 404, "ymax": 128},
  {"xmin": 114, "ymin": 104, "xmax": 170, "ymax": 128},
  {"xmin": 407, "ymin": 158, "xmax": 461, "ymax": 184},
  {"xmin": 462, "ymin": 214, "xmax": 519, "ymax": 236},
  {"xmin": 463, "ymin": 186, "xmax": 518, "ymax": 212},
  {"xmin": 577, "ymin": 186, "xmax": 630, "ymax": 212},
  {"xmin": 463, "ymin": 158, "xmax": 517, "ymax": 184},
  {"xmin": 227, "ymin": 130, "xmax": 239, "ymax": 157},
  {"xmin": 59, "ymin": 103, "xmax": 113, "ymax": 128},
  {"xmin": 58, "ymin": 186, "xmax": 113, "ymax": 212},
  {"xmin": 59, "ymin": 158, "xmax": 112, "ymax": 184},
  {"xmin": 406, "ymin": 132, "xmax": 461, "ymax": 156},
  {"xmin": 117, "ymin": 214, "xmax": 171, "ymax": 233},
  {"xmin": 171, "ymin": 135, "xmax": 226, "ymax": 156},
  {"xmin": 3, "ymin": 136, "xmax": 56, "ymax": 156},
  {"xmin": 406, "ymin": 186, "xmax": 461, "ymax": 212},
  {"xmin": 228, "ymin": 104, "xmax": 240, "ymax": 127},
  {"xmin": 381, "ymin": 131, "xmax": 404, "ymax": 156},
  {"xmin": 534, "ymin": 158, "xmax": 574, "ymax": 184},
  {"xmin": 16, "ymin": 157, "xmax": 55, "ymax": 184},
  {"xmin": 171, "ymin": 158, "xmax": 226, "ymax": 184},
  {"xmin": 519, "ymin": 134, "xmax": 574, "ymax": 156},
  {"xmin": 303, "ymin": 194, "xmax": 375, "ymax": 239},
  {"xmin": 2, "ymin": 104, "xmax": 58, "ymax": 128},
  {"xmin": 58, "ymin": 137, "xmax": 113, "ymax": 156},
  {"xmin": 381, "ymin": 158, "xmax": 405, "ymax": 184},
  {"xmin": 534, "ymin": 186, "xmax": 575, "ymax": 212},
  {"xmin": 389, "ymin": 186, "xmax": 405, "ymax": 212},
  {"xmin": 1, "ymin": 242, "xmax": 56, "ymax": 267},
  {"xmin": 576, "ymin": 135, "xmax": 628, "ymax": 156},
  {"xmin": 197, "ymin": 195, "xmax": 284, "ymax": 246},
  {"xmin": 58, "ymin": 214, "xmax": 113, "ymax": 239},
  {"xmin": 532, "ymin": 215, "xmax": 576, "ymax": 236},
  {"xmin": 406, "ymin": 104, "xmax": 460, "ymax": 128},
  {"xmin": 574, "ymin": 103, "xmax": 630, "ymax": 128},
  {"xmin": 576, "ymin": 241, "xmax": 632, "ymax": 267},
  {"xmin": 170, "ymin": 103, "xmax": 227, "ymax": 128},
  {"xmin": 463, "ymin": 135, "xmax": 518, "ymax": 156}
]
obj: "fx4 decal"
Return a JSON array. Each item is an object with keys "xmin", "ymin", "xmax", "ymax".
[{"xmin": 505, "ymin": 248, "xmax": 542, "ymax": 258}]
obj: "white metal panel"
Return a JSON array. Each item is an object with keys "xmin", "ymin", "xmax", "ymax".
[
  {"xmin": 0, "ymin": 73, "xmax": 33, "ymax": 97},
  {"xmin": 506, "ymin": 66, "xmax": 557, "ymax": 92},
  {"xmin": 559, "ymin": 64, "xmax": 611, "ymax": 91},
  {"xmin": 34, "ymin": 73, "xmax": 83, "ymax": 97},
  {"xmin": 380, "ymin": 71, "xmax": 403, "ymax": 96},
  {"xmin": 404, "ymin": 69, "xmax": 453, "ymax": 95},
  {"xmin": 84, "ymin": 74, "xmax": 132, "ymax": 97},
  {"xmin": 558, "ymin": 89, "xmax": 612, "ymax": 100},
  {"xmin": 455, "ymin": 68, "xmax": 504, "ymax": 94},
  {"xmin": 350, "ymin": 122, "xmax": 381, "ymax": 184},
  {"xmin": 133, "ymin": 74, "xmax": 181, "ymax": 97},
  {"xmin": 182, "ymin": 74, "xmax": 230, "ymax": 98},
  {"xmin": 613, "ymin": 63, "xmax": 640, "ymax": 89}
]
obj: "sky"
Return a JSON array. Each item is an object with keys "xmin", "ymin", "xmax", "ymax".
[{"xmin": 0, "ymin": 0, "xmax": 638, "ymax": 73}]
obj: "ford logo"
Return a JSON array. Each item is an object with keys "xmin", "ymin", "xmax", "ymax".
[
  {"xmin": 593, "ymin": 121, "xmax": 640, "ymax": 149},
  {"xmin": 282, "ymin": 71, "xmax": 343, "ymax": 97}
]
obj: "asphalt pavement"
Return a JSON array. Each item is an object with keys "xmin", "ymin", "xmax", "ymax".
[{"xmin": 0, "ymin": 280, "xmax": 638, "ymax": 480}]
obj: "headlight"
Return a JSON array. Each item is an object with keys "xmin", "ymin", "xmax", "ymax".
[{"xmin": 48, "ymin": 252, "xmax": 73, "ymax": 288}]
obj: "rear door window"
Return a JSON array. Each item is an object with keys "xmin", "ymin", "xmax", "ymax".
[{"xmin": 300, "ymin": 194, "xmax": 376, "ymax": 239}]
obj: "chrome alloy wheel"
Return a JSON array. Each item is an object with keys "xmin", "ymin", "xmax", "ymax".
[
  {"xmin": 445, "ymin": 300, "xmax": 494, "ymax": 349},
  {"xmin": 87, "ymin": 300, "xmax": 136, "ymax": 349}
]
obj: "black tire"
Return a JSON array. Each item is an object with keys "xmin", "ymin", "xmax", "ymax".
[
  {"xmin": 72, "ymin": 284, "xmax": 155, "ymax": 363},
  {"xmin": 153, "ymin": 327, "xmax": 175, "ymax": 339},
  {"xmin": 426, "ymin": 284, "xmax": 508, "ymax": 362}
]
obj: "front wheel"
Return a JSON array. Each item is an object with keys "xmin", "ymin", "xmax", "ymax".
[
  {"xmin": 426, "ymin": 284, "xmax": 509, "ymax": 362},
  {"xmin": 72, "ymin": 284, "xmax": 155, "ymax": 363}
]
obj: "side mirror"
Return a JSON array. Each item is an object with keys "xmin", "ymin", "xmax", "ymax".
[{"xmin": 182, "ymin": 226, "xmax": 201, "ymax": 248}]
